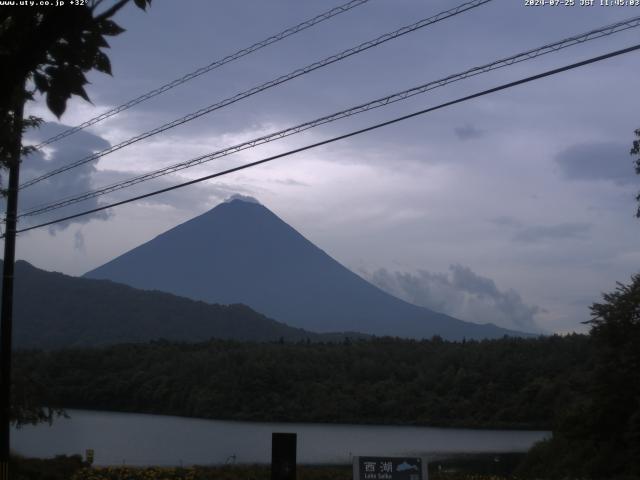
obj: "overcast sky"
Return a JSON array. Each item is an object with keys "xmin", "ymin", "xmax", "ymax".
[{"xmin": 9, "ymin": 0, "xmax": 640, "ymax": 334}]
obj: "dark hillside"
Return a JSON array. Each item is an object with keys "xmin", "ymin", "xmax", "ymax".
[{"xmin": 2, "ymin": 260, "xmax": 350, "ymax": 349}]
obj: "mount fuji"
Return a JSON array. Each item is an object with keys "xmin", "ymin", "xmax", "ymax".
[{"xmin": 85, "ymin": 197, "xmax": 532, "ymax": 340}]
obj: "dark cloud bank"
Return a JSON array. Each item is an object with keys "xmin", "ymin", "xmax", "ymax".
[
  {"xmin": 16, "ymin": 122, "xmax": 112, "ymax": 232},
  {"xmin": 13, "ymin": 122, "xmax": 237, "ymax": 235},
  {"xmin": 555, "ymin": 141, "xmax": 638, "ymax": 185}
]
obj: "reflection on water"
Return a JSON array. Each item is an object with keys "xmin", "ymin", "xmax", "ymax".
[{"xmin": 13, "ymin": 410, "xmax": 549, "ymax": 466}]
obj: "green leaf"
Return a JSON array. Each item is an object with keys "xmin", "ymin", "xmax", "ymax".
[
  {"xmin": 32, "ymin": 72, "xmax": 49, "ymax": 93},
  {"xmin": 71, "ymin": 83, "xmax": 91, "ymax": 103},
  {"xmin": 92, "ymin": 33, "xmax": 110, "ymax": 49},
  {"xmin": 21, "ymin": 145, "xmax": 39, "ymax": 157},
  {"xmin": 63, "ymin": 68, "xmax": 91, "ymax": 102},
  {"xmin": 94, "ymin": 51, "xmax": 112, "ymax": 75},
  {"xmin": 98, "ymin": 19, "xmax": 125, "ymax": 36},
  {"xmin": 46, "ymin": 91, "xmax": 67, "ymax": 118},
  {"xmin": 133, "ymin": 0, "xmax": 149, "ymax": 10},
  {"xmin": 23, "ymin": 116, "xmax": 43, "ymax": 129},
  {"xmin": 46, "ymin": 66, "xmax": 92, "ymax": 111}
]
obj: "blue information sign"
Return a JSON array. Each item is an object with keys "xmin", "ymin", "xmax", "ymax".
[{"xmin": 353, "ymin": 456, "xmax": 427, "ymax": 480}]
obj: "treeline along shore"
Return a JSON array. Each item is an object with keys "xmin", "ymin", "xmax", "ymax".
[{"xmin": 14, "ymin": 334, "xmax": 591, "ymax": 429}]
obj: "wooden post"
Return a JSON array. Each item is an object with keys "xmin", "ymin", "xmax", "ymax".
[
  {"xmin": 271, "ymin": 432, "xmax": 296, "ymax": 480},
  {"xmin": 0, "ymin": 85, "xmax": 24, "ymax": 480}
]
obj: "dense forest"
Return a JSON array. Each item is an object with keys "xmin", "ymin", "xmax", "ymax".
[{"xmin": 14, "ymin": 334, "xmax": 591, "ymax": 429}]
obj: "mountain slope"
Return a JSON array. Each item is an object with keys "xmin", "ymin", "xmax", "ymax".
[
  {"xmin": 2, "ymin": 260, "xmax": 339, "ymax": 349},
  {"xmin": 85, "ymin": 198, "xmax": 531, "ymax": 340}
]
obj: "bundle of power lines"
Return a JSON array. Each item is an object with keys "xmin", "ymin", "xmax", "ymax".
[{"xmin": 11, "ymin": 0, "xmax": 640, "ymax": 235}]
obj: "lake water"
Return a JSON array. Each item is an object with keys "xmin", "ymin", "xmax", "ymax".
[{"xmin": 12, "ymin": 410, "xmax": 549, "ymax": 466}]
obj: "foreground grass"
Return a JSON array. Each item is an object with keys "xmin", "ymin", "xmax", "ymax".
[
  {"xmin": 70, "ymin": 466, "xmax": 511, "ymax": 480},
  {"xmin": 11, "ymin": 454, "xmax": 523, "ymax": 480}
]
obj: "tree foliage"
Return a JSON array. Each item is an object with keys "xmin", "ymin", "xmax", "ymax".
[
  {"xmin": 0, "ymin": 0, "xmax": 151, "ymax": 177},
  {"xmin": 633, "ymin": 128, "xmax": 640, "ymax": 217},
  {"xmin": 519, "ymin": 275, "xmax": 640, "ymax": 479}
]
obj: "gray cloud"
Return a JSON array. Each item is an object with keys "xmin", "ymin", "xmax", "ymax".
[
  {"xmin": 366, "ymin": 264, "xmax": 543, "ymax": 333},
  {"xmin": 13, "ymin": 121, "xmax": 248, "ymax": 232},
  {"xmin": 92, "ymin": 168, "xmax": 251, "ymax": 214},
  {"xmin": 224, "ymin": 194, "xmax": 260, "ymax": 204},
  {"xmin": 555, "ymin": 142, "xmax": 638, "ymax": 185},
  {"xmin": 74, "ymin": 230, "xmax": 86, "ymax": 252},
  {"xmin": 14, "ymin": 122, "xmax": 112, "ymax": 232},
  {"xmin": 272, "ymin": 178, "xmax": 310, "ymax": 187},
  {"xmin": 512, "ymin": 222, "xmax": 591, "ymax": 243},
  {"xmin": 454, "ymin": 124, "xmax": 484, "ymax": 141}
]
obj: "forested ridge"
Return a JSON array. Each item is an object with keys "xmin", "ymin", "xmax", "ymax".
[
  {"xmin": 2, "ymin": 260, "xmax": 361, "ymax": 348},
  {"xmin": 15, "ymin": 334, "xmax": 591, "ymax": 429}
]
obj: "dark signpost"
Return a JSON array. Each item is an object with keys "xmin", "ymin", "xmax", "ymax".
[
  {"xmin": 271, "ymin": 432, "xmax": 296, "ymax": 480},
  {"xmin": 353, "ymin": 456, "xmax": 428, "ymax": 480}
]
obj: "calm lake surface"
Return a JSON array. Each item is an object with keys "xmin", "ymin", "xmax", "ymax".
[{"xmin": 12, "ymin": 410, "xmax": 549, "ymax": 466}]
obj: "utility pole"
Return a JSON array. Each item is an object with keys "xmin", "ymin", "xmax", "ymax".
[{"xmin": 0, "ymin": 85, "xmax": 25, "ymax": 480}]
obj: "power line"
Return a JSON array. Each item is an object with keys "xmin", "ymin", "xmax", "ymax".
[
  {"xmin": 11, "ymin": 43, "xmax": 640, "ymax": 237},
  {"xmin": 18, "ymin": 15, "xmax": 640, "ymax": 218},
  {"xmin": 33, "ymin": 0, "xmax": 372, "ymax": 148},
  {"xmin": 20, "ymin": 0, "xmax": 494, "ymax": 190}
]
